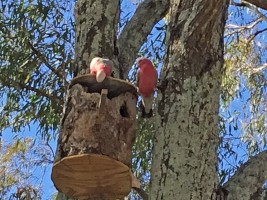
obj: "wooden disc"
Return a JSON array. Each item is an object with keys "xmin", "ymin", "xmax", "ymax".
[
  {"xmin": 51, "ymin": 154, "xmax": 131, "ymax": 199},
  {"xmin": 69, "ymin": 75, "xmax": 137, "ymax": 99}
]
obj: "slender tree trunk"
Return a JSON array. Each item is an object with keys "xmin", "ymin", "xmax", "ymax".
[{"xmin": 150, "ymin": 1, "xmax": 229, "ymax": 199}]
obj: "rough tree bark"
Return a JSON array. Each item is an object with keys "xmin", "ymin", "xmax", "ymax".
[
  {"xmin": 224, "ymin": 150, "xmax": 267, "ymax": 200},
  {"xmin": 74, "ymin": 0, "xmax": 120, "ymax": 76},
  {"xmin": 150, "ymin": 0, "xmax": 229, "ymax": 199}
]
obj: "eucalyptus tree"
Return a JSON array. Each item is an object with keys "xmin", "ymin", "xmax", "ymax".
[{"xmin": 1, "ymin": 0, "xmax": 267, "ymax": 199}]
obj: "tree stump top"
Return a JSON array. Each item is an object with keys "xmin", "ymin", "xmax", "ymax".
[
  {"xmin": 51, "ymin": 153, "xmax": 131, "ymax": 199},
  {"xmin": 70, "ymin": 75, "xmax": 137, "ymax": 99}
]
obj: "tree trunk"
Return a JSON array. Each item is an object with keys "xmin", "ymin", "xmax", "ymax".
[
  {"xmin": 150, "ymin": 0, "xmax": 229, "ymax": 199},
  {"xmin": 74, "ymin": 0, "xmax": 120, "ymax": 76}
]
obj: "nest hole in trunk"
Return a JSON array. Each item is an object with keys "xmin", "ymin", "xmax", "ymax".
[{"xmin": 51, "ymin": 75, "xmax": 138, "ymax": 199}]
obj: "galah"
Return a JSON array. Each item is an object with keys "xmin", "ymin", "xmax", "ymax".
[
  {"xmin": 136, "ymin": 57, "xmax": 157, "ymax": 117},
  {"xmin": 89, "ymin": 57, "xmax": 113, "ymax": 82}
]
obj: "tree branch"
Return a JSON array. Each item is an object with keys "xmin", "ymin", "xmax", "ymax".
[
  {"xmin": 223, "ymin": 150, "xmax": 267, "ymax": 199},
  {"xmin": 248, "ymin": 27, "xmax": 267, "ymax": 42},
  {"xmin": 251, "ymin": 63, "xmax": 267, "ymax": 73},
  {"xmin": 231, "ymin": 0, "xmax": 267, "ymax": 10},
  {"xmin": 0, "ymin": 78, "xmax": 62, "ymax": 104},
  {"xmin": 27, "ymin": 40, "xmax": 67, "ymax": 84},
  {"xmin": 244, "ymin": 0, "xmax": 267, "ymax": 10},
  {"xmin": 117, "ymin": 0, "xmax": 169, "ymax": 78},
  {"xmin": 225, "ymin": 17, "xmax": 264, "ymax": 30},
  {"xmin": 227, "ymin": 1, "xmax": 267, "ymax": 39}
]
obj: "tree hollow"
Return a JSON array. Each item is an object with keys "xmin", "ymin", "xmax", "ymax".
[{"xmin": 52, "ymin": 75, "xmax": 137, "ymax": 199}]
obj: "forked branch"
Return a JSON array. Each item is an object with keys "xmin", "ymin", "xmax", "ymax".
[{"xmin": 117, "ymin": 0, "xmax": 169, "ymax": 78}]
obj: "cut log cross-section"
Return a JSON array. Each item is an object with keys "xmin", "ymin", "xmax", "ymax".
[{"xmin": 51, "ymin": 75, "xmax": 138, "ymax": 199}]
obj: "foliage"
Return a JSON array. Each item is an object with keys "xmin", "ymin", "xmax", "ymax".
[
  {"xmin": 0, "ymin": 0, "xmax": 75, "ymax": 139},
  {"xmin": 219, "ymin": 4, "xmax": 267, "ymax": 183},
  {"xmin": 0, "ymin": 136, "xmax": 53, "ymax": 199},
  {"xmin": 0, "ymin": 0, "xmax": 74, "ymax": 199}
]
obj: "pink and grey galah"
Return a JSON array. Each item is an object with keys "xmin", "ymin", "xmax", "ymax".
[
  {"xmin": 136, "ymin": 57, "xmax": 158, "ymax": 117},
  {"xmin": 89, "ymin": 57, "xmax": 113, "ymax": 82}
]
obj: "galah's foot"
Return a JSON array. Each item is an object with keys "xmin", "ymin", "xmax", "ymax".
[{"xmin": 140, "ymin": 103, "xmax": 153, "ymax": 118}]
